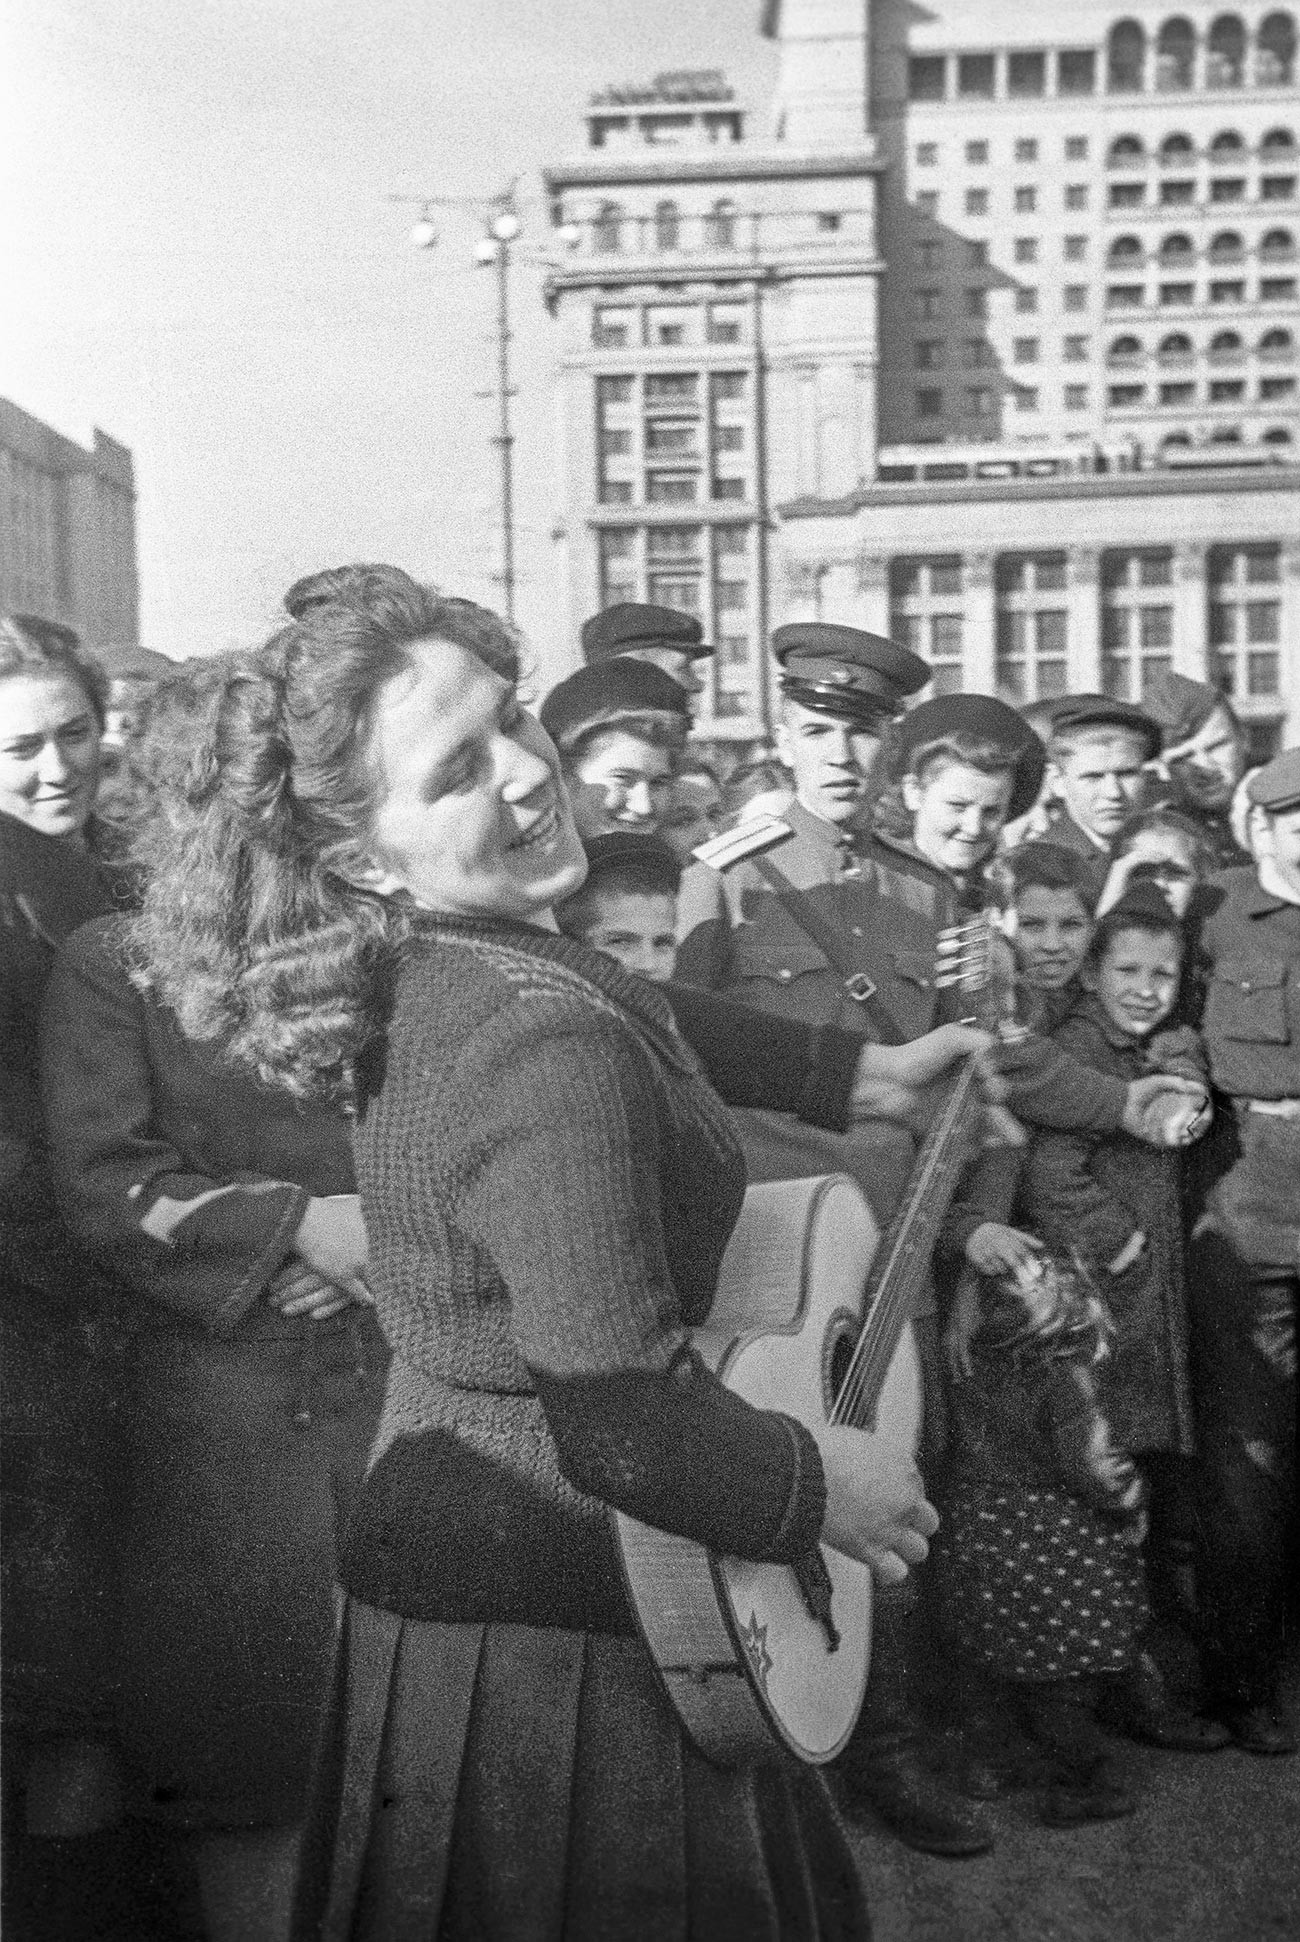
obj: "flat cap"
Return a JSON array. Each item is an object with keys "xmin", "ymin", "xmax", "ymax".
[
  {"xmin": 581, "ymin": 602, "xmax": 714, "ymax": 665},
  {"xmin": 540, "ymin": 657, "xmax": 690, "ymax": 753},
  {"xmin": 1145, "ymin": 670, "xmax": 1226, "ymax": 749},
  {"xmin": 895, "ymin": 693, "xmax": 1047, "ymax": 823},
  {"xmin": 1044, "ymin": 694, "xmax": 1162, "ymax": 762},
  {"xmin": 773, "ymin": 623, "xmax": 929, "ymax": 727},
  {"xmin": 581, "ymin": 831, "xmax": 682, "ymax": 891},
  {"xmin": 1247, "ymin": 747, "xmax": 1300, "ymax": 814}
]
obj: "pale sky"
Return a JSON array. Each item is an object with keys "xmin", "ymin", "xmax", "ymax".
[{"xmin": 2, "ymin": 0, "xmax": 778, "ymax": 686}]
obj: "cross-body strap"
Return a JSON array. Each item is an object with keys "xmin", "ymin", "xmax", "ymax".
[{"xmin": 750, "ymin": 853, "xmax": 906, "ymax": 1046}]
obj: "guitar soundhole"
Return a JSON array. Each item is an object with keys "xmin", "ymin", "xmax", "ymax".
[{"xmin": 825, "ymin": 1315, "xmax": 860, "ymax": 1415}]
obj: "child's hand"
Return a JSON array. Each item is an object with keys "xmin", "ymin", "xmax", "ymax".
[
  {"xmin": 1107, "ymin": 1230, "xmax": 1147, "ymax": 1277},
  {"xmin": 1164, "ymin": 1093, "xmax": 1212, "ymax": 1147},
  {"xmin": 943, "ymin": 1274, "xmax": 983, "ymax": 1383},
  {"xmin": 1122, "ymin": 1075, "xmax": 1207, "ymax": 1147},
  {"xmin": 964, "ymin": 1222, "xmax": 1043, "ymax": 1279}
]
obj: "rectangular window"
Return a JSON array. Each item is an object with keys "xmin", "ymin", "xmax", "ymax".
[
  {"xmin": 1209, "ymin": 547, "xmax": 1284, "ymax": 701},
  {"xmin": 1108, "ymin": 384, "xmax": 1145, "ymax": 405},
  {"xmin": 1209, "ymin": 378, "xmax": 1246, "ymax": 402},
  {"xmin": 711, "ymin": 477, "xmax": 745, "ymax": 501},
  {"xmin": 1210, "ymin": 279, "xmax": 1246, "ymax": 302},
  {"xmin": 1261, "ymin": 277, "xmax": 1299, "ymax": 300},
  {"xmin": 966, "ymin": 140, "xmax": 989, "ymax": 164},
  {"xmin": 1064, "ymin": 133, "xmax": 1091, "ymax": 159},
  {"xmin": 1015, "ymin": 186, "xmax": 1038, "ymax": 213},
  {"xmin": 1064, "ymin": 184, "xmax": 1088, "ymax": 210},
  {"xmin": 1110, "ymin": 182, "xmax": 1145, "ymax": 208},
  {"xmin": 711, "ymin": 372, "xmax": 745, "ymax": 401},
  {"xmin": 917, "ymin": 288, "xmax": 942, "ymax": 320},
  {"xmin": 1063, "ymin": 285, "xmax": 1089, "ymax": 312},
  {"xmin": 596, "ymin": 375, "xmax": 634, "ymax": 407},
  {"xmin": 1016, "ymin": 287, "xmax": 1040, "ymax": 313},
  {"xmin": 890, "ymin": 559, "xmax": 965, "ymax": 694},
  {"xmin": 996, "ymin": 555, "xmax": 1069, "ymax": 700},
  {"xmin": 1210, "ymin": 178, "xmax": 1246, "ymax": 203},
  {"xmin": 1064, "ymin": 235, "xmax": 1088, "ymax": 261},
  {"xmin": 1261, "ymin": 175, "xmax": 1298, "ymax": 201},
  {"xmin": 1014, "ymin": 386, "xmax": 1040, "ymax": 411},
  {"xmin": 645, "ymin": 373, "xmax": 698, "ymax": 404},
  {"xmin": 965, "ymin": 189, "xmax": 989, "ymax": 216},
  {"xmin": 598, "ymin": 529, "xmax": 637, "ymax": 607},
  {"xmin": 962, "ymin": 338, "xmax": 993, "ymax": 367},
  {"xmin": 964, "ymin": 287, "xmax": 988, "ymax": 318},
  {"xmin": 1159, "ymin": 381, "xmax": 1196, "ymax": 404},
  {"xmin": 598, "ymin": 480, "xmax": 633, "ymax": 505},
  {"xmin": 1261, "ymin": 375, "xmax": 1297, "ymax": 399},
  {"xmin": 916, "ymin": 191, "xmax": 940, "ymax": 216},
  {"xmin": 965, "ymin": 386, "xmax": 994, "ymax": 418},
  {"xmin": 1101, "ymin": 551, "xmax": 1175, "ymax": 702},
  {"xmin": 1107, "ymin": 284, "xmax": 1145, "ymax": 307},
  {"xmin": 599, "ymin": 428, "xmax": 632, "ymax": 456},
  {"xmin": 1015, "ymin": 138, "xmax": 1039, "ymax": 163},
  {"xmin": 1058, "ymin": 52, "xmax": 1096, "ymax": 95},
  {"xmin": 645, "ymin": 473, "xmax": 697, "ymax": 503},
  {"xmin": 1008, "ymin": 51, "xmax": 1046, "ymax": 96},
  {"xmin": 967, "ymin": 240, "xmax": 989, "ymax": 266},
  {"xmin": 713, "ymin": 424, "xmax": 744, "ymax": 452},
  {"xmin": 707, "ymin": 304, "xmax": 746, "ymax": 345},
  {"xmin": 593, "ymin": 308, "xmax": 633, "ymax": 348},
  {"xmin": 916, "ymin": 387, "xmax": 943, "ymax": 417},
  {"xmin": 914, "ymin": 339, "xmax": 944, "ymax": 369},
  {"xmin": 1014, "ymin": 337, "xmax": 1040, "ymax": 363},
  {"xmin": 1159, "ymin": 180, "xmax": 1196, "ymax": 205},
  {"xmin": 1159, "ymin": 282, "xmax": 1194, "ymax": 305},
  {"xmin": 916, "ymin": 141, "xmax": 939, "ymax": 165},
  {"xmin": 1064, "ymin": 335, "xmax": 1089, "ymax": 361},
  {"xmin": 916, "ymin": 239, "xmax": 942, "ymax": 269},
  {"xmin": 1064, "ymin": 383, "xmax": 1090, "ymax": 408},
  {"xmin": 909, "ymin": 55, "xmax": 946, "ymax": 101},
  {"xmin": 957, "ymin": 53, "xmax": 996, "ymax": 97},
  {"xmin": 1014, "ymin": 237, "xmax": 1039, "ymax": 263}
]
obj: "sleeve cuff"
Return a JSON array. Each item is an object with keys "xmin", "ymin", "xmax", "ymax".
[{"xmin": 768, "ymin": 1412, "xmax": 828, "ymax": 1559}]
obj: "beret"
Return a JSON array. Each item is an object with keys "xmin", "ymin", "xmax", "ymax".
[
  {"xmin": 580, "ymin": 602, "xmax": 713, "ymax": 664},
  {"xmin": 895, "ymin": 693, "xmax": 1048, "ymax": 823},
  {"xmin": 540, "ymin": 658, "xmax": 690, "ymax": 752},
  {"xmin": 1247, "ymin": 747, "xmax": 1300, "ymax": 814},
  {"xmin": 772, "ymin": 623, "xmax": 929, "ymax": 727},
  {"xmin": 1045, "ymin": 694, "xmax": 1162, "ymax": 762},
  {"xmin": 1145, "ymin": 670, "xmax": 1225, "ymax": 749},
  {"xmin": 581, "ymin": 831, "xmax": 682, "ymax": 891}
]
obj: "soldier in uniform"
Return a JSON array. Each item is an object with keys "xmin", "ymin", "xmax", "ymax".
[
  {"xmin": 1144, "ymin": 670, "xmax": 1250, "ymax": 872},
  {"xmin": 1189, "ymin": 748, "xmax": 1300, "ymax": 1756},
  {"xmin": 580, "ymin": 600, "xmax": 715, "ymax": 707}
]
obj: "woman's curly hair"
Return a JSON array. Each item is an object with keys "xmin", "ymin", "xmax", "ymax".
[
  {"xmin": 127, "ymin": 564, "xmax": 522, "ymax": 1102},
  {"xmin": 0, "ymin": 613, "xmax": 109, "ymax": 726}
]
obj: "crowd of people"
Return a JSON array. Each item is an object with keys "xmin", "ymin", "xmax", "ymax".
[{"xmin": 0, "ymin": 580, "xmax": 1296, "ymax": 1940}]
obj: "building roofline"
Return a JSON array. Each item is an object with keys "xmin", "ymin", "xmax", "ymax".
[
  {"xmin": 778, "ymin": 461, "xmax": 1300, "ymax": 519},
  {"xmin": 544, "ymin": 148, "xmax": 880, "ymax": 191}
]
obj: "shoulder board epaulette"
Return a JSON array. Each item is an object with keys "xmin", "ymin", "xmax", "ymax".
[{"xmin": 691, "ymin": 813, "xmax": 794, "ymax": 872}]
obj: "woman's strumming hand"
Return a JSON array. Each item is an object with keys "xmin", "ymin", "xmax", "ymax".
[{"xmin": 815, "ymin": 1424, "xmax": 939, "ymax": 1586}]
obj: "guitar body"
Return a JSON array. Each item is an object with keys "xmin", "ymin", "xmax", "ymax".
[{"xmin": 615, "ymin": 1174, "xmax": 923, "ymax": 1769}]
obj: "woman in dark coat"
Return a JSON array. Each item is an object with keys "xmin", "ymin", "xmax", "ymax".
[
  {"xmin": 0, "ymin": 614, "xmax": 127, "ymax": 1838},
  {"xmin": 128, "ymin": 566, "xmax": 942, "ymax": 1941}
]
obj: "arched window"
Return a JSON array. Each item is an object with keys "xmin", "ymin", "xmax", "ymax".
[
  {"xmin": 1108, "ymin": 133, "xmax": 1146, "ymax": 164},
  {"xmin": 1262, "ymin": 426, "xmax": 1294, "ymax": 445},
  {"xmin": 1208, "ymin": 229, "xmax": 1244, "ymax": 260},
  {"xmin": 1156, "ymin": 17, "xmax": 1196, "ymax": 89},
  {"xmin": 1109, "ymin": 334, "xmax": 1144, "ymax": 361},
  {"xmin": 593, "ymin": 200, "xmax": 623, "ymax": 252},
  {"xmin": 1260, "ymin": 326, "xmax": 1295, "ymax": 353},
  {"xmin": 1209, "ymin": 128, "xmax": 1245, "ymax": 155},
  {"xmin": 1261, "ymin": 228, "xmax": 1296, "ymax": 259},
  {"xmin": 1159, "ymin": 131, "xmax": 1196, "ymax": 163},
  {"xmin": 654, "ymin": 200, "xmax": 680, "ymax": 251},
  {"xmin": 1159, "ymin": 232, "xmax": 1195, "ymax": 262},
  {"xmin": 1108, "ymin": 20, "xmax": 1147, "ymax": 90},
  {"xmin": 1257, "ymin": 12, "xmax": 1297, "ymax": 83},
  {"xmin": 1261, "ymin": 126, "xmax": 1298, "ymax": 155},
  {"xmin": 1206, "ymin": 14, "xmax": 1246, "ymax": 85},
  {"xmin": 705, "ymin": 198, "xmax": 737, "ymax": 249},
  {"xmin": 1209, "ymin": 329, "xmax": 1245, "ymax": 358},
  {"xmin": 1158, "ymin": 331, "xmax": 1194, "ymax": 359},
  {"xmin": 1160, "ymin": 431, "xmax": 1193, "ymax": 450},
  {"xmin": 1108, "ymin": 234, "xmax": 1144, "ymax": 264},
  {"xmin": 1209, "ymin": 426, "xmax": 1243, "ymax": 443}
]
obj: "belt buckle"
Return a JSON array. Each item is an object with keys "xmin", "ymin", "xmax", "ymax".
[{"xmin": 844, "ymin": 972, "xmax": 877, "ymax": 1003}]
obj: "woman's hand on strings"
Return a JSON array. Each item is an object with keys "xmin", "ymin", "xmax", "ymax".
[{"xmin": 815, "ymin": 1425, "xmax": 940, "ymax": 1586}]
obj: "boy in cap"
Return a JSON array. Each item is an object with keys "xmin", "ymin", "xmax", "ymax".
[
  {"xmin": 556, "ymin": 834, "xmax": 681, "ymax": 984},
  {"xmin": 1043, "ymin": 696, "xmax": 1162, "ymax": 895},
  {"xmin": 540, "ymin": 659, "xmax": 689, "ymax": 843},
  {"xmin": 579, "ymin": 601, "xmax": 715, "ymax": 706},
  {"xmin": 1187, "ymin": 748, "xmax": 1300, "ymax": 1754},
  {"xmin": 1145, "ymin": 671, "xmax": 1249, "ymax": 870}
]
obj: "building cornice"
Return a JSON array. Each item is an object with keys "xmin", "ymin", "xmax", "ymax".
[
  {"xmin": 544, "ymin": 253, "xmax": 882, "ymax": 298},
  {"xmin": 779, "ymin": 462, "xmax": 1300, "ymax": 519},
  {"xmin": 544, "ymin": 148, "xmax": 881, "ymax": 191}
]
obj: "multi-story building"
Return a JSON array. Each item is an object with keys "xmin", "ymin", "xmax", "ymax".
[
  {"xmin": 544, "ymin": 6, "xmax": 1300, "ymax": 753},
  {"xmin": 543, "ymin": 50, "xmax": 882, "ymax": 739},
  {"xmin": 0, "ymin": 397, "xmax": 140, "ymax": 653}
]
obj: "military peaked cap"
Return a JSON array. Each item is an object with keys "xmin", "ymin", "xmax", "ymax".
[
  {"xmin": 772, "ymin": 623, "xmax": 928, "ymax": 727},
  {"xmin": 895, "ymin": 693, "xmax": 1048, "ymax": 823},
  {"xmin": 1044, "ymin": 694, "xmax": 1162, "ymax": 763},
  {"xmin": 1247, "ymin": 747, "xmax": 1300, "ymax": 815},
  {"xmin": 580, "ymin": 602, "xmax": 714, "ymax": 665},
  {"xmin": 1145, "ymin": 670, "xmax": 1231, "ymax": 749},
  {"xmin": 540, "ymin": 657, "xmax": 690, "ymax": 753}
]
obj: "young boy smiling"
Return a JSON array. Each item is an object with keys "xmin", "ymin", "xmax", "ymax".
[{"xmin": 1005, "ymin": 843, "xmax": 1098, "ymax": 1032}]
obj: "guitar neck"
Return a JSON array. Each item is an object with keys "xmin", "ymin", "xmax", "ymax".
[{"xmin": 831, "ymin": 1055, "xmax": 981, "ymax": 1431}]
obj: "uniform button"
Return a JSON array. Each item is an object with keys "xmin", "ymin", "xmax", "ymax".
[
  {"xmin": 852, "ymin": 926, "xmax": 863, "ymax": 938},
  {"xmin": 779, "ymin": 968, "xmax": 793, "ymax": 981}
]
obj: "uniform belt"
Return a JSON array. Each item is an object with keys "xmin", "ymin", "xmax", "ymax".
[{"xmin": 1243, "ymin": 1097, "xmax": 1300, "ymax": 1120}]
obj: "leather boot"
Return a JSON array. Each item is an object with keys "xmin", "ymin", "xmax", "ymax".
[
  {"xmin": 835, "ymin": 1605, "xmax": 994, "ymax": 1858},
  {"xmin": 1097, "ymin": 1651, "xmax": 1230, "ymax": 1753}
]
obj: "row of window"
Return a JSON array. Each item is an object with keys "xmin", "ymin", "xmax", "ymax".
[
  {"xmin": 1108, "ymin": 128, "xmax": 1296, "ymax": 165},
  {"xmin": 1106, "ymin": 173, "xmax": 1297, "ymax": 207},
  {"xmin": 1108, "ymin": 381, "xmax": 1296, "ymax": 407},
  {"xmin": 591, "ymin": 302, "xmax": 748, "ymax": 351},
  {"xmin": 1106, "ymin": 275, "xmax": 1298, "ymax": 303},
  {"xmin": 1108, "ymin": 328, "xmax": 1295, "ymax": 358},
  {"xmin": 595, "ymin": 371, "xmax": 751, "ymax": 508},
  {"xmin": 915, "ymin": 136, "xmax": 1091, "ymax": 167},
  {"xmin": 890, "ymin": 545, "xmax": 1285, "ymax": 709},
  {"xmin": 915, "ymin": 287, "xmax": 1090, "ymax": 320},
  {"xmin": 1108, "ymin": 228, "xmax": 1296, "ymax": 263},
  {"xmin": 914, "ymin": 378, "xmax": 1297, "ymax": 427},
  {"xmin": 586, "ymin": 198, "xmax": 745, "ymax": 255},
  {"xmin": 906, "ymin": 16, "xmax": 1297, "ymax": 102}
]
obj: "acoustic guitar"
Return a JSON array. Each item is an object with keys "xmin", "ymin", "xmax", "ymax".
[{"xmin": 616, "ymin": 919, "xmax": 1003, "ymax": 1768}]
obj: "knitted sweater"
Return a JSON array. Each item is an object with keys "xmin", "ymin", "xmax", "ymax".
[{"xmin": 341, "ymin": 915, "xmax": 827, "ymax": 1633}]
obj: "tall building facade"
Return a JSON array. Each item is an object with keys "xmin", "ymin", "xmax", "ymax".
[
  {"xmin": 544, "ymin": 5, "xmax": 1300, "ymax": 752},
  {"xmin": 0, "ymin": 397, "xmax": 140, "ymax": 653}
]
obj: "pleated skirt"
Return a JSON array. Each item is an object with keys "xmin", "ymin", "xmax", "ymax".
[{"xmin": 292, "ymin": 1598, "xmax": 870, "ymax": 1942}]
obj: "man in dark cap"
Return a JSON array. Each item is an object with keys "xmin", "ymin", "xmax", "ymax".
[
  {"xmin": 580, "ymin": 601, "xmax": 714, "ymax": 703},
  {"xmin": 540, "ymin": 659, "xmax": 690, "ymax": 843},
  {"xmin": 1042, "ymin": 696, "xmax": 1162, "ymax": 894},
  {"xmin": 1188, "ymin": 747, "xmax": 1300, "ymax": 1756},
  {"xmin": 1145, "ymin": 671, "xmax": 1249, "ymax": 869}
]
